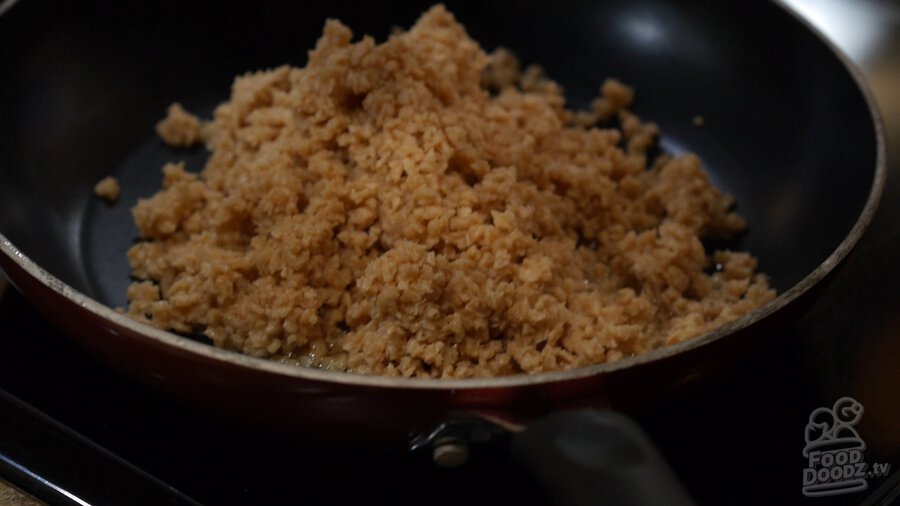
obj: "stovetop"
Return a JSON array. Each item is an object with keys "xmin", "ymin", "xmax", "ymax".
[{"xmin": 2, "ymin": 1, "xmax": 899, "ymax": 504}]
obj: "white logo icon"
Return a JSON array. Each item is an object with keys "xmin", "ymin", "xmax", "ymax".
[{"xmin": 802, "ymin": 397, "xmax": 891, "ymax": 498}]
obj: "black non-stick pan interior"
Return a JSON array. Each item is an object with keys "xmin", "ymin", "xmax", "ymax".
[{"xmin": 0, "ymin": 0, "xmax": 878, "ymax": 310}]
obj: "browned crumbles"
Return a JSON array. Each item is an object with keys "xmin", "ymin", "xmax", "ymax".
[
  {"xmin": 126, "ymin": 5, "xmax": 775, "ymax": 378},
  {"xmin": 156, "ymin": 103, "xmax": 203, "ymax": 147},
  {"xmin": 94, "ymin": 176, "xmax": 120, "ymax": 203}
]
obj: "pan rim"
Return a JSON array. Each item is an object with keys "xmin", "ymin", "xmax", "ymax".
[{"xmin": 0, "ymin": 0, "xmax": 888, "ymax": 391}]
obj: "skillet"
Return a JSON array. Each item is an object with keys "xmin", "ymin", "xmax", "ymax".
[{"xmin": 0, "ymin": 0, "xmax": 885, "ymax": 503}]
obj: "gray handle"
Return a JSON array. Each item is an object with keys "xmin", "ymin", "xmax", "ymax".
[{"xmin": 511, "ymin": 409, "xmax": 696, "ymax": 506}]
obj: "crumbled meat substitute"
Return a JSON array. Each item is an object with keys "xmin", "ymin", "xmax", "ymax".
[
  {"xmin": 125, "ymin": 5, "xmax": 775, "ymax": 378},
  {"xmin": 94, "ymin": 176, "xmax": 120, "ymax": 203}
]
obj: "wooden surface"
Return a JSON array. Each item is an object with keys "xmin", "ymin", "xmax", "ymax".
[{"xmin": 0, "ymin": 479, "xmax": 41, "ymax": 506}]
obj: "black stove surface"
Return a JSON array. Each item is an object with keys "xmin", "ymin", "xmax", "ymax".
[{"xmin": 2, "ymin": 1, "xmax": 900, "ymax": 504}]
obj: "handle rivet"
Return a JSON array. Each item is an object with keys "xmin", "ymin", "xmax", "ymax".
[{"xmin": 432, "ymin": 438, "xmax": 470, "ymax": 468}]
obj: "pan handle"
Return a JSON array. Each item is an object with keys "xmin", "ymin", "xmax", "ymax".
[{"xmin": 510, "ymin": 409, "xmax": 696, "ymax": 506}]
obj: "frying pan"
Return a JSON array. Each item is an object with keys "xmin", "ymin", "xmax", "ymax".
[{"xmin": 0, "ymin": 0, "xmax": 885, "ymax": 503}]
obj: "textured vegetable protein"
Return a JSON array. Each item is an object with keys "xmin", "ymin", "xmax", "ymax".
[
  {"xmin": 94, "ymin": 176, "xmax": 120, "ymax": 203},
  {"xmin": 126, "ymin": 5, "xmax": 775, "ymax": 378}
]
